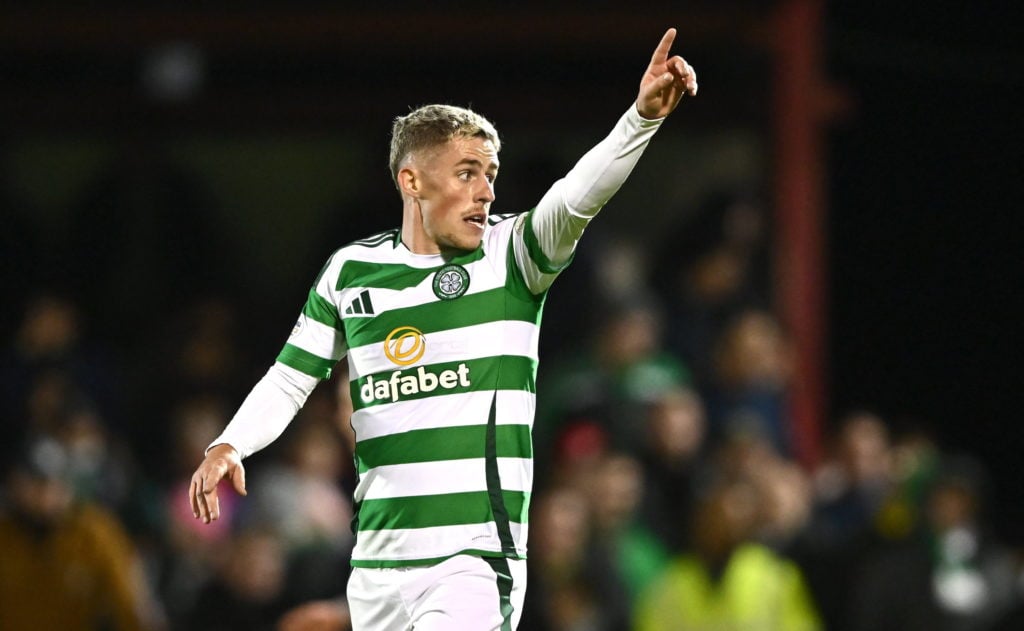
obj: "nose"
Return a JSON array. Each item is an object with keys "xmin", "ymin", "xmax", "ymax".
[{"xmin": 476, "ymin": 179, "xmax": 495, "ymax": 204}]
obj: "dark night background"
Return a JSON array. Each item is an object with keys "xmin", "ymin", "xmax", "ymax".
[{"xmin": 826, "ymin": 2, "xmax": 1024, "ymax": 539}]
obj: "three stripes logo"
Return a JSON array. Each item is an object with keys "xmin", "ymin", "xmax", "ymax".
[{"xmin": 344, "ymin": 290, "xmax": 374, "ymax": 316}]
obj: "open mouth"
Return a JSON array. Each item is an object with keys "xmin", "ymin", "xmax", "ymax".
[{"xmin": 464, "ymin": 213, "xmax": 486, "ymax": 228}]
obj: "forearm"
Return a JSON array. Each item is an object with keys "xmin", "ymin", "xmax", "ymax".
[
  {"xmin": 209, "ymin": 363, "xmax": 320, "ymax": 459},
  {"xmin": 532, "ymin": 105, "xmax": 664, "ymax": 263}
]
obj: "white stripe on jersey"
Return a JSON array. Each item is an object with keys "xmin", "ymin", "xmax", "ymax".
[
  {"xmin": 354, "ymin": 522, "xmax": 529, "ymax": 563},
  {"xmin": 358, "ymin": 457, "xmax": 533, "ymax": 501},
  {"xmin": 290, "ymin": 314, "xmax": 347, "ymax": 360}
]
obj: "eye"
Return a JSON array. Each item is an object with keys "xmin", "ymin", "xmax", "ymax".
[
  {"xmin": 486, "ymin": 173, "xmax": 497, "ymax": 184},
  {"xmin": 458, "ymin": 171, "xmax": 472, "ymax": 181}
]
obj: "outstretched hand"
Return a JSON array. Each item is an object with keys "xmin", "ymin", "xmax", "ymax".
[
  {"xmin": 189, "ymin": 443, "xmax": 247, "ymax": 524},
  {"xmin": 637, "ymin": 28, "xmax": 698, "ymax": 120}
]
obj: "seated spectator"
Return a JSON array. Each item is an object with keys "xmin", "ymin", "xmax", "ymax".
[
  {"xmin": 0, "ymin": 435, "xmax": 165, "ymax": 631},
  {"xmin": 849, "ymin": 457, "xmax": 1019, "ymax": 631},
  {"xmin": 634, "ymin": 478, "xmax": 821, "ymax": 631}
]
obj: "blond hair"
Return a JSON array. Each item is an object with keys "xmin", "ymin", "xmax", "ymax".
[{"xmin": 389, "ymin": 104, "xmax": 500, "ymax": 186}]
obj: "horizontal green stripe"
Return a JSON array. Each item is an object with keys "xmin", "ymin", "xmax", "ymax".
[
  {"xmin": 358, "ymin": 490, "xmax": 530, "ymax": 531},
  {"xmin": 350, "ymin": 355, "xmax": 537, "ymax": 410},
  {"xmin": 350, "ymin": 549, "xmax": 527, "ymax": 569},
  {"xmin": 356, "ymin": 423, "xmax": 532, "ymax": 473},
  {"xmin": 505, "ymin": 223, "xmax": 549, "ymax": 302},
  {"xmin": 303, "ymin": 288, "xmax": 343, "ymax": 330},
  {"xmin": 335, "ymin": 247, "xmax": 484, "ymax": 292},
  {"xmin": 277, "ymin": 344, "xmax": 335, "ymax": 379},
  {"xmin": 346, "ymin": 286, "xmax": 543, "ymax": 348}
]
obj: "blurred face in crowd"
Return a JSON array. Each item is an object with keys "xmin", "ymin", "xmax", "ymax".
[
  {"xmin": 715, "ymin": 310, "xmax": 791, "ymax": 388},
  {"xmin": 600, "ymin": 306, "xmax": 660, "ymax": 367},
  {"xmin": 531, "ymin": 487, "xmax": 590, "ymax": 565},
  {"xmin": 223, "ymin": 531, "xmax": 286, "ymax": 603},
  {"xmin": 839, "ymin": 412, "xmax": 892, "ymax": 484},
  {"xmin": 588, "ymin": 454, "xmax": 643, "ymax": 532},
  {"xmin": 693, "ymin": 482, "xmax": 758, "ymax": 563},
  {"xmin": 18, "ymin": 294, "xmax": 79, "ymax": 357},
  {"xmin": 648, "ymin": 388, "xmax": 706, "ymax": 462},
  {"xmin": 928, "ymin": 482, "xmax": 977, "ymax": 533},
  {"xmin": 6, "ymin": 470, "xmax": 73, "ymax": 529}
]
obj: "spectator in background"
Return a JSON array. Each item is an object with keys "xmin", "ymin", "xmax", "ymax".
[
  {"xmin": 535, "ymin": 295, "xmax": 689, "ymax": 466},
  {"xmin": 0, "ymin": 297, "xmax": 139, "ymax": 520},
  {"xmin": 0, "ymin": 436, "xmax": 166, "ymax": 631},
  {"xmin": 185, "ymin": 527, "xmax": 289, "ymax": 631},
  {"xmin": 246, "ymin": 400, "xmax": 354, "ymax": 607},
  {"xmin": 584, "ymin": 453, "xmax": 670, "ymax": 608},
  {"xmin": 707, "ymin": 308, "xmax": 794, "ymax": 456},
  {"xmin": 850, "ymin": 457, "xmax": 1019, "ymax": 631},
  {"xmin": 0, "ymin": 293, "xmax": 122, "ymax": 443},
  {"xmin": 650, "ymin": 191, "xmax": 771, "ymax": 389},
  {"xmin": 810, "ymin": 411, "xmax": 894, "ymax": 542},
  {"xmin": 752, "ymin": 455, "xmax": 813, "ymax": 556},
  {"xmin": 634, "ymin": 478, "xmax": 821, "ymax": 631},
  {"xmin": 797, "ymin": 410, "xmax": 896, "ymax": 631},
  {"xmin": 636, "ymin": 386, "xmax": 708, "ymax": 553},
  {"xmin": 710, "ymin": 417, "xmax": 813, "ymax": 554},
  {"xmin": 129, "ymin": 296, "xmax": 253, "ymax": 473},
  {"xmin": 520, "ymin": 485, "xmax": 631, "ymax": 631},
  {"xmin": 874, "ymin": 425, "xmax": 943, "ymax": 541}
]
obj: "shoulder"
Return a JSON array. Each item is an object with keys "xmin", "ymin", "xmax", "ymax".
[
  {"xmin": 487, "ymin": 212, "xmax": 520, "ymax": 227},
  {"xmin": 316, "ymin": 229, "xmax": 401, "ymax": 290},
  {"xmin": 331, "ymin": 229, "xmax": 401, "ymax": 263},
  {"xmin": 483, "ymin": 212, "xmax": 523, "ymax": 250}
]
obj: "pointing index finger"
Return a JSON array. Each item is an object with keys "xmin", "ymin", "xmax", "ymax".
[{"xmin": 650, "ymin": 28, "xmax": 677, "ymax": 67}]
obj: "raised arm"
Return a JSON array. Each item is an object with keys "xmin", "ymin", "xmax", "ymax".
[{"xmin": 512, "ymin": 28, "xmax": 697, "ymax": 294}]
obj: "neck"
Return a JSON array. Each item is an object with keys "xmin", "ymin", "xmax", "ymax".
[{"xmin": 401, "ymin": 199, "xmax": 440, "ymax": 255}]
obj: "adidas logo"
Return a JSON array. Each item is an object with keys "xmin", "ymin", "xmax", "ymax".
[{"xmin": 345, "ymin": 290, "xmax": 374, "ymax": 316}]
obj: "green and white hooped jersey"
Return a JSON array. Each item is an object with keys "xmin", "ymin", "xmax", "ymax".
[{"xmin": 278, "ymin": 213, "xmax": 550, "ymax": 568}]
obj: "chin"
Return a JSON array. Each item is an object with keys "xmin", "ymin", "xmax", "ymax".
[{"xmin": 443, "ymin": 235, "xmax": 483, "ymax": 252}]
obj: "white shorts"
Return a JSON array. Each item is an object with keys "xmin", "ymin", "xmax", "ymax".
[{"xmin": 347, "ymin": 554, "xmax": 526, "ymax": 630}]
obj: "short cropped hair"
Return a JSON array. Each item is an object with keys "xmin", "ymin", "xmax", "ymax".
[{"xmin": 389, "ymin": 104, "xmax": 500, "ymax": 186}]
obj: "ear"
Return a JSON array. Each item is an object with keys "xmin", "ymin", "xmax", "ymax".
[{"xmin": 397, "ymin": 166, "xmax": 420, "ymax": 199}]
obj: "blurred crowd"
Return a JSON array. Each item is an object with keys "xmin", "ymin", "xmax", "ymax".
[{"xmin": 3, "ymin": 192, "xmax": 1023, "ymax": 631}]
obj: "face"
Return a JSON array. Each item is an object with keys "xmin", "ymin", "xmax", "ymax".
[{"xmin": 403, "ymin": 135, "xmax": 499, "ymax": 253}]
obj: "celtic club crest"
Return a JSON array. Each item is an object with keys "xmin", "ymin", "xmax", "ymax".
[{"xmin": 432, "ymin": 264, "xmax": 470, "ymax": 300}]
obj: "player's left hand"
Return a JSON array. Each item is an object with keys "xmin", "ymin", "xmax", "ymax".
[
  {"xmin": 636, "ymin": 27, "xmax": 698, "ymax": 120},
  {"xmin": 189, "ymin": 443, "xmax": 246, "ymax": 524}
]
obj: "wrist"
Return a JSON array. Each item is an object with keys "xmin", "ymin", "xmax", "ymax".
[{"xmin": 206, "ymin": 442, "xmax": 240, "ymax": 460}]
